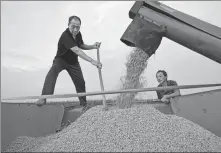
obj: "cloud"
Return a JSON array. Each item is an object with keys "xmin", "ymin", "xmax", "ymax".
[
  {"xmin": 1, "ymin": 49, "xmax": 52, "ymax": 71},
  {"xmin": 92, "ymin": 1, "xmax": 122, "ymax": 26},
  {"xmin": 92, "ymin": 1, "xmax": 134, "ymax": 27},
  {"xmin": 2, "ymin": 49, "xmax": 41, "ymax": 61}
]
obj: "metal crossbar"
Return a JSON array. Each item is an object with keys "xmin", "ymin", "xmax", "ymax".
[{"xmin": 2, "ymin": 83, "xmax": 221, "ymax": 101}]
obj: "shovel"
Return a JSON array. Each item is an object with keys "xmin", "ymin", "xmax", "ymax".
[{"xmin": 97, "ymin": 47, "xmax": 108, "ymax": 111}]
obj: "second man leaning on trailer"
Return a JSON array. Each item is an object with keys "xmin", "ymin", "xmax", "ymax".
[
  {"xmin": 36, "ymin": 15, "xmax": 102, "ymax": 112},
  {"xmin": 156, "ymin": 70, "xmax": 181, "ymax": 103}
]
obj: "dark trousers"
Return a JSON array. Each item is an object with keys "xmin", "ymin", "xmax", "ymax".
[{"xmin": 41, "ymin": 58, "xmax": 86, "ymax": 106}]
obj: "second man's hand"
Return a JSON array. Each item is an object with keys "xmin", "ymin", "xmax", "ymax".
[
  {"xmin": 161, "ymin": 95, "xmax": 170, "ymax": 104},
  {"xmin": 91, "ymin": 59, "xmax": 102, "ymax": 69}
]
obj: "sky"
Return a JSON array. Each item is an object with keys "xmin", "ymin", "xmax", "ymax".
[{"xmin": 1, "ymin": 1, "xmax": 221, "ymax": 102}]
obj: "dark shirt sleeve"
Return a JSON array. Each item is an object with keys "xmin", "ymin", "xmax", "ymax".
[
  {"xmin": 169, "ymin": 80, "xmax": 178, "ymax": 86},
  {"xmin": 60, "ymin": 32, "xmax": 77, "ymax": 50}
]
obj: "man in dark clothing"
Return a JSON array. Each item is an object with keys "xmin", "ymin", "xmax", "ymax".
[
  {"xmin": 156, "ymin": 70, "xmax": 181, "ymax": 103},
  {"xmin": 36, "ymin": 15, "xmax": 102, "ymax": 111}
]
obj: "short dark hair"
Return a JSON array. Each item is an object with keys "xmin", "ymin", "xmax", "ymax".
[
  {"xmin": 156, "ymin": 70, "xmax": 167, "ymax": 77},
  {"xmin": 68, "ymin": 15, "xmax": 81, "ymax": 24}
]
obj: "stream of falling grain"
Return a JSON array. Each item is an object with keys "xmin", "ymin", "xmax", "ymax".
[{"xmin": 116, "ymin": 47, "xmax": 149, "ymax": 109}]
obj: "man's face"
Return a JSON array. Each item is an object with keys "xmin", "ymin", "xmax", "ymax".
[
  {"xmin": 68, "ymin": 18, "xmax": 81, "ymax": 36},
  {"xmin": 156, "ymin": 72, "xmax": 167, "ymax": 84}
]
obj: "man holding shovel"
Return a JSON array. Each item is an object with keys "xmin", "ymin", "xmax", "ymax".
[{"xmin": 36, "ymin": 15, "xmax": 102, "ymax": 112}]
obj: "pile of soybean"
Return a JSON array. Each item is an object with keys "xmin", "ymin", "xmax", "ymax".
[{"xmin": 5, "ymin": 104, "xmax": 221, "ymax": 152}]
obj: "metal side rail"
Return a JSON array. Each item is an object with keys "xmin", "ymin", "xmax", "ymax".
[{"xmin": 2, "ymin": 83, "xmax": 221, "ymax": 101}]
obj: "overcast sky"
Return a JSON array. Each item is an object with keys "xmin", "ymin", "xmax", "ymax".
[{"xmin": 1, "ymin": 1, "xmax": 221, "ymax": 102}]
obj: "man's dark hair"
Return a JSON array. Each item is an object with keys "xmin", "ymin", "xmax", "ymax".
[
  {"xmin": 68, "ymin": 15, "xmax": 81, "ymax": 24},
  {"xmin": 156, "ymin": 70, "xmax": 167, "ymax": 77}
]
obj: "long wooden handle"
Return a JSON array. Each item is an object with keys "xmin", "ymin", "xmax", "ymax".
[
  {"xmin": 97, "ymin": 48, "xmax": 107, "ymax": 108},
  {"xmin": 2, "ymin": 84, "xmax": 221, "ymax": 101}
]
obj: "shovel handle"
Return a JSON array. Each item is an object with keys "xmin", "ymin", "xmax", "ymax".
[{"xmin": 97, "ymin": 48, "xmax": 108, "ymax": 110}]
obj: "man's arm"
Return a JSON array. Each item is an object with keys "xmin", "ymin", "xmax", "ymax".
[
  {"xmin": 80, "ymin": 42, "xmax": 101, "ymax": 50},
  {"xmin": 71, "ymin": 46, "xmax": 93, "ymax": 62},
  {"xmin": 80, "ymin": 43, "xmax": 95, "ymax": 50},
  {"xmin": 161, "ymin": 80, "xmax": 181, "ymax": 102},
  {"xmin": 161, "ymin": 90, "xmax": 180, "ymax": 103},
  {"xmin": 164, "ymin": 89, "xmax": 181, "ymax": 99},
  {"xmin": 70, "ymin": 46, "xmax": 102, "ymax": 68}
]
